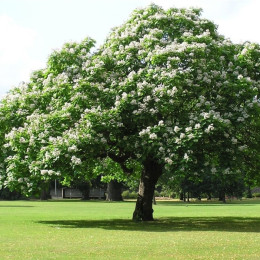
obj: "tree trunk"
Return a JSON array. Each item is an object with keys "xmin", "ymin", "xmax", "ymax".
[
  {"xmin": 40, "ymin": 183, "xmax": 50, "ymax": 200},
  {"xmin": 153, "ymin": 195, "xmax": 156, "ymax": 205},
  {"xmin": 219, "ymin": 191, "xmax": 226, "ymax": 203},
  {"xmin": 246, "ymin": 185, "xmax": 252, "ymax": 198},
  {"xmin": 132, "ymin": 159, "xmax": 162, "ymax": 221},
  {"xmin": 183, "ymin": 191, "xmax": 186, "ymax": 202},
  {"xmin": 106, "ymin": 180, "xmax": 123, "ymax": 201},
  {"xmin": 81, "ymin": 186, "xmax": 90, "ymax": 200}
]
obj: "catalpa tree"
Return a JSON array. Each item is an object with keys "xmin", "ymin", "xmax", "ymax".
[{"xmin": 0, "ymin": 5, "xmax": 259, "ymax": 220}]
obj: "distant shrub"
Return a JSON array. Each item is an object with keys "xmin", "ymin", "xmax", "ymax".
[
  {"xmin": 252, "ymin": 193, "xmax": 260, "ymax": 198},
  {"xmin": 160, "ymin": 191, "xmax": 175, "ymax": 198},
  {"xmin": 154, "ymin": 190, "xmax": 160, "ymax": 197},
  {"xmin": 122, "ymin": 190, "xmax": 130, "ymax": 199},
  {"xmin": 122, "ymin": 190, "xmax": 138, "ymax": 199}
]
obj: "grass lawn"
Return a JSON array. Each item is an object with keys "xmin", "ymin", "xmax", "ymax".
[{"xmin": 0, "ymin": 199, "xmax": 259, "ymax": 259}]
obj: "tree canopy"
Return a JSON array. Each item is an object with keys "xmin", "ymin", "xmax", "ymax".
[{"xmin": 0, "ymin": 4, "xmax": 259, "ymax": 220}]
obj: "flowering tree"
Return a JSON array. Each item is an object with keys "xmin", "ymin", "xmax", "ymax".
[{"xmin": 0, "ymin": 5, "xmax": 259, "ymax": 220}]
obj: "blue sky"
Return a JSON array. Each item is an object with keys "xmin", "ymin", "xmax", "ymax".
[{"xmin": 0, "ymin": 0, "xmax": 259, "ymax": 99}]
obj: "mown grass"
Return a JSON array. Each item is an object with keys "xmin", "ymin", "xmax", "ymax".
[{"xmin": 0, "ymin": 199, "xmax": 259, "ymax": 259}]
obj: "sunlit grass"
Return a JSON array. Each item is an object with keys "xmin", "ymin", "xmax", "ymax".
[{"xmin": 0, "ymin": 199, "xmax": 259, "ymax": 259}]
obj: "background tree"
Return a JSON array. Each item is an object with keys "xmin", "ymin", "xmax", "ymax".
[{"xmin": 0, "ymin": 5, "xmax": 259, "ymax": 221}]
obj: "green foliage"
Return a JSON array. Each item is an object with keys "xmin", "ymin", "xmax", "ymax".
[
  {"xmin": 253, "ymin": 192, "xmax": 260, "ymax": 198},
  {"xmin": 0, "ymin": 4, "xmax": 259, "ymax": 202},
  {"xmin": 154, "ymin": 190, "xmax": 160, "ymax": 197},
  {"xmin": 121, "ymin": 190, "xmax": 138, "ymax": 199}
]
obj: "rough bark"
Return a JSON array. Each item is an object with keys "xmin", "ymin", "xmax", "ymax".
[
  {"xmin": 106, "ymin": 180, "xmax": 123, "ymax": 201},
  {"xmin": 132, "ymin": 159, "xmax": 162, "ymax": 221}
]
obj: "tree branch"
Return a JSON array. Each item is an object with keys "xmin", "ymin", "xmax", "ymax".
[{"xmin": 108, "ymin": 152, "xmax": 133, "ymax": 175}]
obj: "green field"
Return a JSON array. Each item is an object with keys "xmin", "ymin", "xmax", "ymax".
[{"xmin": 0, "ymin": 199, "xmax": 259, "ymax": 259}]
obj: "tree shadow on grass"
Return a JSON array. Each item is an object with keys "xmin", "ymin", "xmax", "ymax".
[{"xmin": 38, "ymin": 216, "xmax": 260, "ymax": 233}]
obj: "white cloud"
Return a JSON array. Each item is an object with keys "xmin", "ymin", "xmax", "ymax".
[
  {"xmin": 216, "ymin": 0, "xmax": 260, "ymax": 43},
  {"xmin": 0, "ymin": 15, "xmax": 36, "ymax": 63},
  {"xmin": 0, "ymin": 15, "xmax": 43, "ymax": 98}
]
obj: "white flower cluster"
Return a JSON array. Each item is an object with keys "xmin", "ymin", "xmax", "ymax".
[
  {"xmin": 71, "ymin": 156, "xmax": 82, "ymax": 165},
  {"xmin": 205, "ymin": 124, "xmax": 214, "ymax": 133},
  {"xmin": 68, "ymin": 144, "xmax": 78, "ymax": 152},
  {"xmin": 165, "ymin": 157, "xmax": 173, "ymax": 165},
  {"xmin": 40, "ymin": 170, "xmax": 60, "ymax": 176}
]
